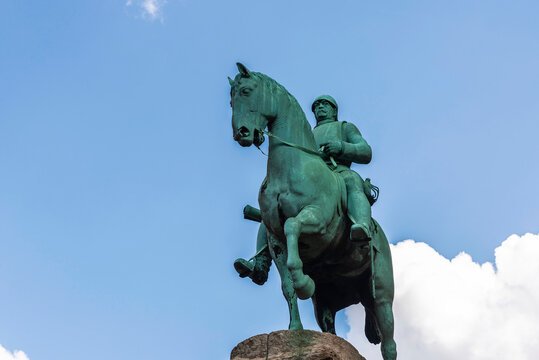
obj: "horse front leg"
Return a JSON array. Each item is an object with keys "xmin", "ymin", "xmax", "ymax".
[
  {"xmin": 268, "ymin": 235, "xmax": 302, "ymax": 330},
  {"xmin": 283, "ymin": 205, "xmax": 323, "ymax": 300}
]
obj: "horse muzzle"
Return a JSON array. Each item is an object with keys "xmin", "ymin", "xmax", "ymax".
[
  {"xmin": 234, "ymin": 126, "xmax": 253, "ymax": 147},
  {"xmin": 234, "ymin": 127, "xmax": 265, "ymax": 147}
]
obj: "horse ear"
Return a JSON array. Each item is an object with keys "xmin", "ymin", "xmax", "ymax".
[
  {"xmin": 236, "ymin": 62, "xmax": 252, "ymax": 78},
  {"xmin": 228, "ymin": 76, "xmax": 234, "ymax": 86}
]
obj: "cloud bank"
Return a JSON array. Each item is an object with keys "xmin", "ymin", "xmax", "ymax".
[
  {"xmin": 346, "ymin": 233, "xmax": 539, "ymax": 360},
  {"xmin": 125, "ymin": 0, "xmax": 166, "ymax": 21},
  {"xmin": 0, "ymin": 345, "xmax": 29, "ymax": 360}
]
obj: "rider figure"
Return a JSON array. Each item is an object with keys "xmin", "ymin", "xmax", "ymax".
[
  {"xmin": 234, "ymin": 95, "xmax": 374, "ymax": 284},
  {"xmin": 312, "ymin": 95, "xmax": 373, "ymax": 242}
]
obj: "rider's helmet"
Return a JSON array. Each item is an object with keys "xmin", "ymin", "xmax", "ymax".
[{"xmin": 311, "ymin": 95, "xmax": 338, "ymax": 113}]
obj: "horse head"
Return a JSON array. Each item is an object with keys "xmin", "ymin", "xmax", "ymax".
[{"xmin": 229, "ymin": 63, "xmax": 275, "ymax": 147}]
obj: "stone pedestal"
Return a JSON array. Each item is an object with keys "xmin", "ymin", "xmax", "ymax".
[{"xmin": 231, "ymin": 330, "xmax": 366, "ymax": 360}]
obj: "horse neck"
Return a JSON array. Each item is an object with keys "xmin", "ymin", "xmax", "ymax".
[{"xmin": 266, "ymin": 90, "xmax": 318, "ymax": 177}]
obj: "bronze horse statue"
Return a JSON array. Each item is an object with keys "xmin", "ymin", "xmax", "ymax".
[{"xmin": 229, "ymin": 63, "xmax": 397, "ymax": 360}]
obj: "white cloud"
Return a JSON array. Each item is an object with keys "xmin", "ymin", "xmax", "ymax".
[
  {"xmin": 0, "ymin": 345, "xmax": 29, "ymax": 360},
  {"xmin": 125, "ymin": 0, "xmax": 166, "ymax": 21},
  {"xmin": 346, "ymin": 233, "xmax": 539, "ymax": 360}
]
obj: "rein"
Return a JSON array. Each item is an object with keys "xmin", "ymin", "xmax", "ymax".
[{"xmin": 259, "ymin": 129, "xmax": 338, "ymax": 168}]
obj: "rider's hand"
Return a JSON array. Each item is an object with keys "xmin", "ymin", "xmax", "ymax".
[
  {"xmin": 321, "ymin": 141, "xmax": 343, "ymax": 157},
  {"xmin": 318, "ymin": 147, "xmax": 329, "ymax": 160}
]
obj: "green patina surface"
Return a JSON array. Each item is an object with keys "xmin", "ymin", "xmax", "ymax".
[{"xmin": 229, "ymin": 63, "xmax": 397, "ymax": 360}]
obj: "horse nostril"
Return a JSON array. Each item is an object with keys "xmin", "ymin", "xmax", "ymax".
[{"xmin": 238, "ymin": 127, "xmax": 250, "ymax": 138}]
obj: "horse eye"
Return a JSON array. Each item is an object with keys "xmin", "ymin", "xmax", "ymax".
[{"xmin": 241, "ymin": 88, "xmax": 252, "ymax": 96}]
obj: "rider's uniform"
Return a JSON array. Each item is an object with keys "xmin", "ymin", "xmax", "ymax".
[{"xmin": 313, "ymin": 119, "xmax": 370, "ymax": 205}]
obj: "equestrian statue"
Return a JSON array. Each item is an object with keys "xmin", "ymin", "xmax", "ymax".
[{"xmin": 228, "ymin": 63, "xmax": 397, "ymax": 360}]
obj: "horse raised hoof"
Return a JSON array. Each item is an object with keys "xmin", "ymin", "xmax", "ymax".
[{"xmin": 294, "ymin": 275, "xmax": 315, "ymax": 300}]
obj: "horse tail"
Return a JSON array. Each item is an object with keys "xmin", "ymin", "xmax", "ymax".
[{"xmin": 364, "ymin": 308, "xmax": 381, "ymax": 344}]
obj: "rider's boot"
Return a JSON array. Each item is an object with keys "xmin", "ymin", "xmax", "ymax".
[
  {"xmin": 348, "ymin": 190, "xmax": 373, "ymax": 243},
  {"xmin": 233, "ymin": 246, "xmax": 272, "ymax": 285}
]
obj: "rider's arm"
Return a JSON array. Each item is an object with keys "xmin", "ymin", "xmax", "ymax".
[{"xmin": 339, "ymin": 122, "xmax": 372, "ymax": 164}]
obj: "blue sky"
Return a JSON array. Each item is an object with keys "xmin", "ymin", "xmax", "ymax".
[{"xmin": 1, "ymin": 1, "xmax": 538, "ymax": 359}]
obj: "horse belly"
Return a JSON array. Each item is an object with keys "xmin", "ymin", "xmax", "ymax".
[{"xmin": 298, "ymin": 211, "xmax": 347, "ymax": 261}]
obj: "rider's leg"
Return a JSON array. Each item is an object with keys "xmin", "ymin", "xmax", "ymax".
[
  {"xmin": 255, "ymin": 222, "xmax": 267, "ymax": 253},
  {"xmin": 342, "ymin": 171, "xmax": 372, "ymax": 241},
  {"xmin": 233, "ymin": 223, "xmax": 272, "ymax": 285}
]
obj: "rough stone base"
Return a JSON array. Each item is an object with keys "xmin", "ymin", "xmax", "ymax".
[{"xmin": 231, "ymin": 330, "xmax": 366, "ymax": 360}]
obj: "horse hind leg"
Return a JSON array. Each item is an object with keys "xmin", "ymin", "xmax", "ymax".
[
  {"xmin": 374, "ymin": 300, "xmax": 397, "ymax": 360},
  {"xmin": 312, "ymin": 294, "xmax": 336, "ymax": 334},
  {"xmin": 283, "ymin": 205, "xmax": 324, "ymax": 300},
  {"xmin": 364, "ymin": 307, "xmax": 381, "ymax": 344},
  {"xmin": 268, "ymin": 236, "xmax": 303, "ymax": 330},
  {"xmin": 372, "ymin": 232, "xmax": 397, "ymax": 360}
]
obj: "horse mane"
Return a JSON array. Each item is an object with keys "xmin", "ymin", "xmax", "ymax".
[
  {"xmin": 250, "ymin": 71, "xmax": 317, "ymax": 148},
  {"xmin": 252, "ymin": 72, "xmax": 298, "ymax": 107}
]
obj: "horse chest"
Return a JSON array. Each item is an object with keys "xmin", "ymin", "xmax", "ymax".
[{"xmin": 258, "ymin": 180, "xmax": 304, "ymax": 234}]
